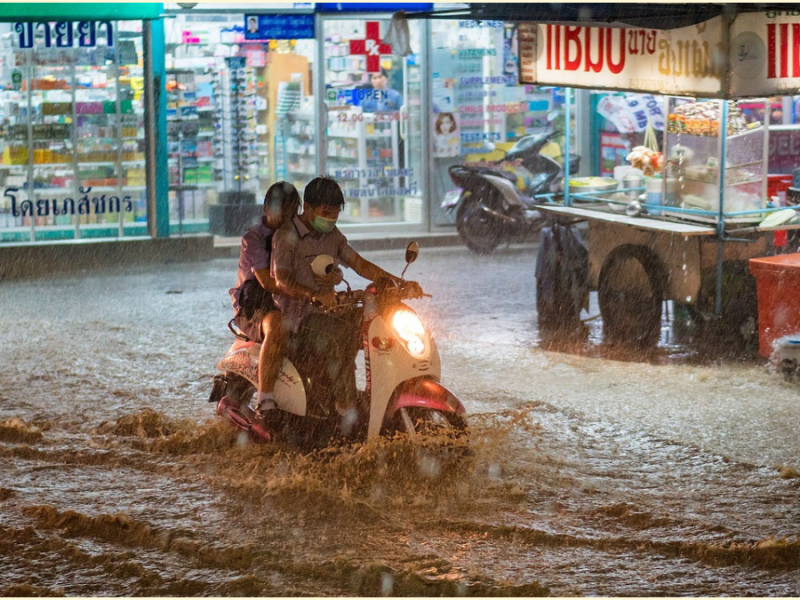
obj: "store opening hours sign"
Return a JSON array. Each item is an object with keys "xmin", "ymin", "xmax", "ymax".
[{"xmin": 519, "ymin": 12, "xmax": 800, "ymax": 98}]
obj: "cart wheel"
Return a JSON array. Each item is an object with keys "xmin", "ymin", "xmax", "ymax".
[
  {"xmin": 536, "ymin": 262, "xmax": 583, "ymax": 336},
  {"xmin": 598, "ymin": 245, "xmax": 665, "ymax": 349}
]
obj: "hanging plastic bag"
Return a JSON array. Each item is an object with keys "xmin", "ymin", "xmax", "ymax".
[{"xmin": 383, "ymin": 11, "xmax": 412, "ymax": 57}]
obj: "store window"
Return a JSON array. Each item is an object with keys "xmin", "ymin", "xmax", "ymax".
[
  {"xmin": 0, "ymin": 20, "xmax": 145, "ymax": 243},
  {"xmin": 430, "ymin": 19, "xmax": 574, "ymax": 226},
  {"xmin": 163, "ymin": 13, "xmax": 316, "ymax": 236},
  {"xmin": 322, "ymin": 18, "xmax": 424, "ymax": 226}
]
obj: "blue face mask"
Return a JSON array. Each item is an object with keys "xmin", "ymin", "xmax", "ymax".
[{"xmin": 311, "ymin": 215, "xmax": 337, "ymax": 234}]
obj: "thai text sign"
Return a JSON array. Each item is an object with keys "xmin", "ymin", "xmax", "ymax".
[
  {"xmin": 520, "ymin": 12, "xmax": 800, "ymax": 98},
  {"xmin": 729, "ymin": 11, "xmax": 800, "ymax": 98},
  {"xmin": 243, "ymin": 14, "xmax": 315, "ymax": 40},
  {"xmin": 13, "ymin": 21, "xmax": 114, "ymax": 49},
  {"xmin": 519, "ymin": 18, "xmax": 726, "ymax": 97}
]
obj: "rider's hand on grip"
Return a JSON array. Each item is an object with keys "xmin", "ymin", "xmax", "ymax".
[
  {"xmin": 312, "ymin": 291, "xmax": 339, "ymax": 310},
  {"xmin": 402, "ymin": 280, "xmax": 424, "ymax": 299}
]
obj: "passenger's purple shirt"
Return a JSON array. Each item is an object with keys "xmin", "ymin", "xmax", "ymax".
[
  {"xmin": 271, "ymin": 215, "xmax": 358, "ymax": 329},
  {"xmin": 229, "ymin": 217, "xmax": 274, "ymax": 315}
]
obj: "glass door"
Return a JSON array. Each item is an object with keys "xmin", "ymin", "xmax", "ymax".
[{"xmin": 321, "ymin": 17, "xmax": 424, "ymax": 227}]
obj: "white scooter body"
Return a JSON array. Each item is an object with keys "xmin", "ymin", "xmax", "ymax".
[{"xmin": 216, "ymin": 299, "xmax": 444, "ymax": 440}]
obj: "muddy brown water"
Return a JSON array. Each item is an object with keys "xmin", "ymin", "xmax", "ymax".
[{"xmin": 1, "ymin": 246, "xmax": 800, "ymax": 596}]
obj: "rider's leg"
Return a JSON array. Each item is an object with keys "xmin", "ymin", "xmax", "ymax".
[
  {"xmin": 255, "ymin": 310, "xmax": 289, "ymax": 413},
  {"xmin": 303, "ymin": 310, "xmax": 362, "ymax": 414}
]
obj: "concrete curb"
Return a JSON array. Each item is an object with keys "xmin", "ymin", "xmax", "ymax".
[{"xmin": 0, "ymin": 235, "xmax": 215, "ymax": 281}]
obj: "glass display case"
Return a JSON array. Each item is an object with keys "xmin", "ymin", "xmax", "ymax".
[{"xmin": 663, "ymin": 97, "xmax": 768, "ymax": 223}]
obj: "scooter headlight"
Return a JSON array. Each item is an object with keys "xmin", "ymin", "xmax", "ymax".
[{"xmin": 392, "ymin": 309, "xmax": 429, "ymax": 359}]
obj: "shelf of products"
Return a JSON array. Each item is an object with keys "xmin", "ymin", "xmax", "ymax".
[
  {"xmin": 0, "ymin": 34, "xmax": 147, "ymax": 238},
  {"xmin": 327, "ymin": 110, "xmax": 402, "ymax": 223}
]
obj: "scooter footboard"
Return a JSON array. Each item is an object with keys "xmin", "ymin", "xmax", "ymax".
[{"xmin": 386, "ymin": 378, "xmax": 466, "ymax": 418}]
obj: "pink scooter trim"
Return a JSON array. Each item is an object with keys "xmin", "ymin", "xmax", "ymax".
[{"xmin": 387, "ymin": 378, "xmax": 466, "ymax": 417}]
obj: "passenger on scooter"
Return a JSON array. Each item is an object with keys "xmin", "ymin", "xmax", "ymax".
[
  {"xmin": 229, "ymin": 181, "xmax": 301, "ymax": 423},
  {"xmin": 271, "ymin": 175, "xmax": 423, "ymax": 430}
]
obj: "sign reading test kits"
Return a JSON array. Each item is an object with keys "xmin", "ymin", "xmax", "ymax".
[{"xmin": 244, "ymin": 14, "xmax": 315, "ymax": 40}]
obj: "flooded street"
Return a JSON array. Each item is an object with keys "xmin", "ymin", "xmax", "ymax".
[{"xmin": 2, "ymin": 245, "xmax": 800, "ymax": 596}]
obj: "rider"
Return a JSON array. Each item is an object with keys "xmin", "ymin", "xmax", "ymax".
[
  {"xmin": 271, "ymin": 175, "xmax": 422, "ymax": 433},
  {"xmin": 229, "ymin": 181, "xmax": 300, "ymax": 424}
]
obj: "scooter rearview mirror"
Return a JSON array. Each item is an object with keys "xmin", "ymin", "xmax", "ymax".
[
  {"xmin": 405, "ymin": 241, "xmax": 419, "ymax": 264},
  {"xmin": 401, "ymin": 241, "xmax": 419, "ymax": 279}
]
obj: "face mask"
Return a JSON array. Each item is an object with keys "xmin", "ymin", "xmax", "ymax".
[{"xmin": 311, "ymin": 215, "xmax": 337, "ymax": 234}]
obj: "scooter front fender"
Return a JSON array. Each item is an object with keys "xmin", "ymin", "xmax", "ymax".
[{"xmin": 387, "ymin": 378, "xmax": 466, "ymax": 418}]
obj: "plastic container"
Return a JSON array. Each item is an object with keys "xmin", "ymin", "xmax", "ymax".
[
  {"xmin": 749, "ymin": 253, "xmax": 800, "ymax": 357},
  {"xmin": 646, "ymin": 177, "xmax": 663, "ymax": 216}
]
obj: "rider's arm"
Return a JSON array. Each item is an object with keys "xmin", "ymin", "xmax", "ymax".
[
  {"xmin": 274, "ymin": 266, "xmax": 315, "ymax": 302},
  {"xmin": 271, "ymin": 227, "xmax": 317, "ymax": 302},
  {"xmin": 253, "ymin": 267, "xmax": 280, "ymax": 294},
  {"xmin": 348, "ymin": 252, "xmax": 401, "ymax": 284}
]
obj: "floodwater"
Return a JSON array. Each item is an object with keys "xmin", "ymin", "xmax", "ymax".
[{"xmin": 2, "ymin": 245, "xmax": 800, "ymax": 596}]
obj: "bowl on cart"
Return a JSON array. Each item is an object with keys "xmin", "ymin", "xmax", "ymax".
[
  {"xmin": 562, "ymin": 177, "xmax": 620, "ymax": 194},
  {"xmin": 561, "ymin": 177, "xmax": 621, "ymax": 205}
]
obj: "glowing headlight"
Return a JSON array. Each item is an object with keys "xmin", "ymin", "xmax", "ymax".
[{"xmin": 392, "ymin": 309, "xmax": 428, "ymax": 359}]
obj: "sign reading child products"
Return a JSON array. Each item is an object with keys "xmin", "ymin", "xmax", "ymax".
[{"xmin": 518, "ymin": 11, "xmax": 800, "ymax": 98}]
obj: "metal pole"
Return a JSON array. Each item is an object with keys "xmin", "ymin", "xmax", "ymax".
[
  {"xmin": 314, "ymin": 13, "xmax": 326, "ymax": 177},
  {"xmin": 421, "ymin": 18, "xmax": 432, "ymax": 232},
  {"xmin": 564, "ymin": 87, "xmax": 571, "ymax": 207},
  {"xmin": 143, "ymin": 20, "xmax": 158, "ymax": 238},
  {"xmin": 714, "ymin": 99, "xmax": 728, "ymax": 317}
]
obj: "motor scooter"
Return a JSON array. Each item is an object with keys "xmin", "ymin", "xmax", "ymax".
[
  {"xmin": 209, "ymin": 242, "xmax": 468, "ymax": 449},
  {"xmin": 442, "ymin": 120, "xmax": 580, "ymax": 254}
]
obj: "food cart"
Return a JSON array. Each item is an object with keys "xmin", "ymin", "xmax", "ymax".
[{"xmin": 517, "ymin": 12, "xmax": 800, "ymax": 351}]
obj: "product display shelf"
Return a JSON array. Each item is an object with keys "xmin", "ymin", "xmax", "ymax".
[
  {"xmin": 166, "ymin": 66, "xmax": 224, "ymax": 231},
  {"xmin": 1, "ymin": 53, "xmax": 146, "ymax": 238},
  {"xmin": 327, "ymin": 113, "xmax": 402, "ymax": 223}
]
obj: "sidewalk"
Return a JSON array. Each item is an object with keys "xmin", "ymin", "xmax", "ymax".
[
  {"xmin": 213, "ymin": 229, "xmax": 463, "ymax": 258},
  {"xmin": 0, "ymin": 230, "xmax": 463, "ymax": 281}
]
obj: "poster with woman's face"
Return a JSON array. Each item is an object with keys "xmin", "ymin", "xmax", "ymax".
[{"xmin": 433, "ymin": 112, "xmax": 461, "ymax": 158}]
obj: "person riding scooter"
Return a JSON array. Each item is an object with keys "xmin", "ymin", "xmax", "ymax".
[
  {"xmin": 229, "ymin": 182, "xmax": 301, "ymax": 427},
  {"xmin": 270, "ymin": 175, "xmax": 423, "ymax": 436}
]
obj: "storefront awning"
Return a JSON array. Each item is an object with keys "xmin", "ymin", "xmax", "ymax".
[{"xmin": 0, "ymin": 3, "xmax": 164, "ymax": 22}]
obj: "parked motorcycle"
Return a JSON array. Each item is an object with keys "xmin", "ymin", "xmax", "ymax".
[
  {"xmin": 442, "ymin": 125, "xmax": 580, "ymax": 254},
  {"xmin": 209, "ymin": 242, "xmax": 468, "ymax": 449}
]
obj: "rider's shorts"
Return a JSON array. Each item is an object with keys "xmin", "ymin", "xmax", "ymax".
[{"xmin": 234, "ymin": 279, "xmax": 277, "ymax": 343}]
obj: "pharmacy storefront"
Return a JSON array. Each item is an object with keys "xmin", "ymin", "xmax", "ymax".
[
  {"xmin": 162, "ymin": 3, "xmax": 578, "ymax": 236},
  {"xmin": 0, "ymin": 3, "xmax": 163, "ymax": 243},
  {"xmin": 0, "ymin": 2, "xmax": 581, "ymax": 243}
]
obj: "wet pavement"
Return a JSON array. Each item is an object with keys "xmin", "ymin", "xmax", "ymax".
[{"xmin": 1, "ymin": 245, "xmax": 800, "ymax": 596}]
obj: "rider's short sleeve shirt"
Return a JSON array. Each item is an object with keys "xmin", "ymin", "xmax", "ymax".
[
  {"xmin": 228, "ymin": 218, "xmax": 273, "ymax": 315},
  {"xmin": 271, "ymin": 215, "xmax": 358, "ymax": 328}
]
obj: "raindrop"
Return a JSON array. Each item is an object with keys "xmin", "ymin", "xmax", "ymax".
[
  {"xmin": 488, "ymin": 463, "xmax": 502, "ymax": 480},
  {"xmin": 381, "ymin": 572, "xmax": 394, "ymax": 596},
  {"xmin": 418, "ymin": 453, "xmax": 441, "ymax": 479},
  {"xmin": 236, "ymin": 431, "xmax": 249, "ymax": 447},
  {"xmin": 456, "ymin": 581, "xmax": 468, "ymax": 596}
]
